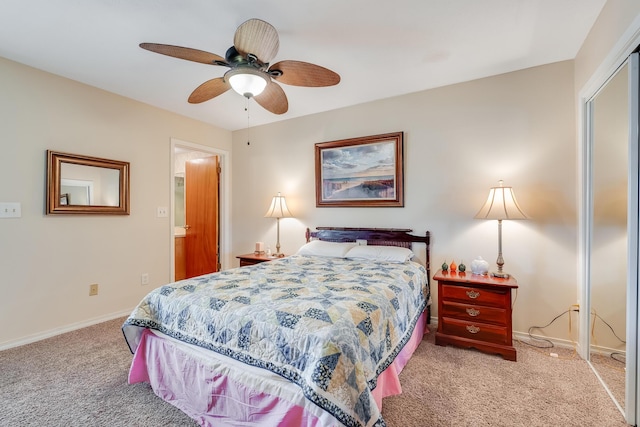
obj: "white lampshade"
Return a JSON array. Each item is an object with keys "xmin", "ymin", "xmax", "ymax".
[
  {"xmin": 474, "ymin": 180, "xmax": 528, "ymax": 220},
  {"xmin": 264, "ymin": 192, "xmax": 293, "ymax": 219},
  {"xmin": 226, "ymin": 67, "xmax": 268, "ymax": 98}
]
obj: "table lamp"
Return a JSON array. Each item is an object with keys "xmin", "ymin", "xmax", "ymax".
[
  {"xmin": 474, "ymin": 180, "xmax": 528, "ymax": 278},
  {"xmin": 264, "ymin": 192, "xmax": 293, "ymax": 257}
]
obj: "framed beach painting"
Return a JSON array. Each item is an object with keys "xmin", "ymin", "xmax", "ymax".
[{"xmin": 315, "ymin": 132, "xmax": 404, "ymax": 207}]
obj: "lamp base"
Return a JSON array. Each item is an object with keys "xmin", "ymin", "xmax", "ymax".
[{"xmin": 491, "ymin": 271, "xmax": 510, "ymax": 279}]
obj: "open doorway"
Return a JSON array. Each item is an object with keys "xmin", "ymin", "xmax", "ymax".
[{"xmin": 171, "ymin": 139, "xmax": 230, "ymax": 281}]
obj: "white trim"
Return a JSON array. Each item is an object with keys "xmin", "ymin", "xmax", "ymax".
[
  {"xmin": 0, "ymin": 309, "xmax": 131, "ymax": 351},
  {"xmin": 513, "ymin": 331, "xmax": 579, "ymax": 351},
  {"xmin": 628, "ymin": 51, "xmax": 640, "ymax": 426},
  {"xmin": 170, "ymin": 138, "xmax": 232, "ymax": 275},
  {"xmin": 578, "ymin": 94, "xmax": 592, "ymax": 361},
  {"xmin": 577, "ymin": 16, "xmax": 640, "ymax": 423},
  {"xmin": 579, "ymin": 13, "xmax": 640, "ymax": 99},
  {"xmin": 589, "ymin": 343, "xmax": 627, "ymax": 358}
]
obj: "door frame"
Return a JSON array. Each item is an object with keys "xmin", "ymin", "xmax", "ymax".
[
  {"xmin": 170, "ymin": 138, "xmax": 231, "ymax": 277},
  {"xmin": 578, "ymin": 21, "xmax": 640, "ymax": 424}
]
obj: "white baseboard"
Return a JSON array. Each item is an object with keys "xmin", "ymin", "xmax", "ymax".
[
  {"xmin": 513, "ymin": 331, "xmax": 579, "ymax": 350},
  {"xmin": 0, "ymin": 309, "xmax": 132, "ymax": 351}
]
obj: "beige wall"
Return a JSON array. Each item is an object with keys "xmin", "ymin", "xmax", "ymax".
[
  {"xmin": 0, "ymin": 57, "xmax": 231, "ymax": 347},
  {"xmin": 4, "ymin": 0, "xmax": 639, "ymax": 349},
  {"xmin": 231, "ymin": 61, "xmax": 578, "ymax": 340},
  {"xmin": 574, "ymin": 0, "xmax": 640, "ymax": 93}
]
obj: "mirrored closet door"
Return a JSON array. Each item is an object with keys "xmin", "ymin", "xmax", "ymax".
[{"xmin": 585, "ymin": 52, "xmax": 640, "ymax": 425}]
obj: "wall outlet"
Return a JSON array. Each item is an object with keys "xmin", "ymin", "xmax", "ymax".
[
  {"xmin": 157, "ymin": 207, "xmax": 168, "ymax": 218},
  {"xmin": 141, "ymin": 273, "xmax": 149, "ymax": 286},
  {"xmin": 356, "ymin": 239, "xmax": 367, "ymax": 246},
  {"xmin": 89, "ymin": 283, "xmax": 99, "ymax": 296}
]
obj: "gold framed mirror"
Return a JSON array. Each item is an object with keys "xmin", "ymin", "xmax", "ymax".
[{"xmin": 46, "ymin": 150, "xmax": 130, "ymax": 215}]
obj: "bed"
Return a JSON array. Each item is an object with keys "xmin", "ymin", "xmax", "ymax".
[{"xmin": 123, "ymin": 227, "xmax": 431, "ymax": 427}]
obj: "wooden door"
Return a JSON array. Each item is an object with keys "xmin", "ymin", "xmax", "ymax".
[{"xmin": 185, "ymin": 156, "xmax": 219, "ymax": 278}]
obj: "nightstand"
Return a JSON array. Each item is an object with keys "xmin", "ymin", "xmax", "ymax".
[
  {"xmin": 434, "ymin": 269, "xmax": 518, "ymax": 361},
  {"xmin": 236, "ymin": 253, "xmax": 285, "ymax": 267}
]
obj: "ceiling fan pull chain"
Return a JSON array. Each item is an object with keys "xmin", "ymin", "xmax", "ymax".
[{"xmin": 246, "ymin": 97, "xmax": 251, "ymax": 146}]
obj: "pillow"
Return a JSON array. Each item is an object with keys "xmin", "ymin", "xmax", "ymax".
[
  {"xmin": 296, "ymin": 240, "xmax": 357, "ymax": 258},
  {"xmin": 345, "ymin": 245, "xmax": 414, "ymax": 263}
]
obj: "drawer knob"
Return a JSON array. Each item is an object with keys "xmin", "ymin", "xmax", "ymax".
[
  {"xmin": 466, "ymin": 290, "xmax": 480, "ymax": 299},
  {"xmin": 466, "ymin": 308, "xmax": 480, "ymax": 317},
  {"xmin": 466, "ymin": 325, "xmax": 480, "ymax": 334}
]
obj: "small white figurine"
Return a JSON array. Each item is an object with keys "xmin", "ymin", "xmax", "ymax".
[{"xmin": 470, "ymin": 256, "xmax": 489, "ymax": 275}]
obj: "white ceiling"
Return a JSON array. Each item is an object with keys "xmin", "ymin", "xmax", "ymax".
[{"xmin": 0, "ymin": 0, "xmax": 606, "ymax": 131}]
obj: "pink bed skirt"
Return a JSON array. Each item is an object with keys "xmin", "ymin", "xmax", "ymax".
[{"xmin": 129, "ymin": 312, "xmax": 429, "ymax": 426}]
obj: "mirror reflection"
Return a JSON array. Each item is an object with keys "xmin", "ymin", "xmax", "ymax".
[
  {"xmin": 589, "ymin": 62, "xmax": 628, "ymax": 410},
  {"xmin": 60, "ymin": 163, "xmax": 121, "ymax": 206},
  {"xmin": 46, "ymin": 150, "xmax": 130, "ymax": 215}
]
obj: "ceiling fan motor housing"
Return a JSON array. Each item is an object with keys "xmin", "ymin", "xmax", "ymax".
[{"xmin": 225, "ymin": 46, "xmax": 246, "ymax": 66}]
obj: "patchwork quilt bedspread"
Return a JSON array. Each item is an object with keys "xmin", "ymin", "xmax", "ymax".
[{"xmin": 123, "ymin": 255, "xmax": 429, "ymax": 427}]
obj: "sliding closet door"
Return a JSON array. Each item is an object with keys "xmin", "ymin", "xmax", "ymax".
[
  {"xmin": 589, "ymin": 59, "xmax": 630, "ymax": 419},
  {"xmin": 586, "ymin": 50, "xmax": 640, "ymax": 426},
  {"xmin": 630, "ymin": 51, "xmax": 640, "ymax": 426}
]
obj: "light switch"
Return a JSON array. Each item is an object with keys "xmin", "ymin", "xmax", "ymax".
[
  {"xmin": 0, "ymin": 202, "xmax": 21, "ymax": 218},
  {"xmin": 157, "ymin": 206, "xmax": 168, "ymax": 217}
]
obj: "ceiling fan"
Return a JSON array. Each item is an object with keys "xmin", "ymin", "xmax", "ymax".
[{"xmin": 140, "ymin": 18, "xmax": 340, "ymax": 115}]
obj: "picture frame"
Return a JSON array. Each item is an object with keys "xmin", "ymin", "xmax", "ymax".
[{"xmin": 315, "ymin": 132, "xmax": 404, "ymax": 207}]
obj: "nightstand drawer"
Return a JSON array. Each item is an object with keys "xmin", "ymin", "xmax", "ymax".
[
  {"xmin": 441, "ymin": 300, "xmax": 507, "ymax": 326},
  {"xmin": 441, "ymin": 317, "xmax": 509, "ymax": 345},
  {"xmin": 239, "ymin": 258, "xmax": 263, "ymax": 267},
  {"xmin": 440, "ymin": 284, "xmax": 507, "ymax": 308},
  {"xmin": 236, "ymin": 253, "xmax": 285, "ymax": 267}
]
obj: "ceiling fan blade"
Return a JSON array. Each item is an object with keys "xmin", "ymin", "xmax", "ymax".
[
  {"xmin": 233, "ymin": 19, "xmax": 279, "ymax": 64},
  {"xmin": 188, "ymin": 78, "xmax": 231, "ymax": 104},
  {"xmin": 270, "ymin": 60, "xmax": 340, "ymax": 87},
  {"xmin": 254, "ymin": 81, "xmax": 288, "ymax": 115},
  {"xmin": 140, "ymin": 43, "xmax": 227, "ymax": 66}
]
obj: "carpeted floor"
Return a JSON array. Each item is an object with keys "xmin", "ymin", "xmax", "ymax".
[{"xmin": 0, "ymin": 318, "xmax": 630, "ymax": 426}]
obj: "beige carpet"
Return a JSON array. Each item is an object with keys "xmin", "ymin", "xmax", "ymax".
[
  {"xmin": 0, "ymin": 318, "xmax": 630, "ymax": 426},
  {"xmin": 590, "ymin": 352, "xmax": 626, "ymax": 409}
]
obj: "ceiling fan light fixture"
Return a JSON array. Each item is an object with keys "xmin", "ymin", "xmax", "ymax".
[{"xmin": 226, "ymin": 67, "xmax": 268, "ymax": 98}]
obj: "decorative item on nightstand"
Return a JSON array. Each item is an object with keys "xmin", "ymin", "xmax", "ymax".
[
  {"xmin": 470, "ymin": 256, "xmax": 489, "ymax": 275},
  {"xmin": 474, "ymin": 180, "xmax": 528, "ymax": 278},
  {"xmin": 264, "ymin": 192, "xmax": 293, "ymax": 257},
  {"xmin": 458, "ymin": 261, "xmax": 466, "ymax": 272}
]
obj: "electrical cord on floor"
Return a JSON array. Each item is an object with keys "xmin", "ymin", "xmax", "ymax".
[
  {"xmin": 610, "ymin": 352, "xmax": 626, "ymax": 364},
  {"xmin": 516, "ymin": 308, "xmax": 580, "ymax": 360},
  {"xmin": 521, "ymin": 309, "xmax": 573, "ymax": 348},
  {"xmin": 519, "ymin": 306, "xmax": 626, "ymax": 362}
]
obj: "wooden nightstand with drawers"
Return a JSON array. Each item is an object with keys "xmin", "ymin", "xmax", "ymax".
[
  {"xmin": 236, "ymin": 253, "xmax": 285, "ymax": 267},
  {"xmin": 434, "ymin": 269, "xmax": 518, "ymax": 361}
]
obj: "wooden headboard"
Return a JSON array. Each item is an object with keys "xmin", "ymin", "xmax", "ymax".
[
  {"xmin": 305, "ymin": 227, "xmax": 431, "ymax": 274},
  {"xmin": 306, "ymin": 227, "xmax": 432, "ymax": 324}
]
